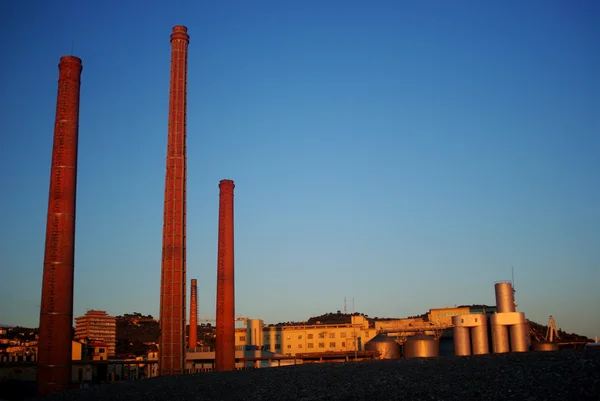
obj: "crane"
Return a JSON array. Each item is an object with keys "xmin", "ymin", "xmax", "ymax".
[
  {"xmin": 545, "ymin": 315, "xmax": 560, "ymax": 342},
  {"xmin": 527, "ymin": 320, "xmax": 543, "ymax": 342}
]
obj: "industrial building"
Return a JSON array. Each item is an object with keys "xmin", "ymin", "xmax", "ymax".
[
  {"xmin": 229, "ymin": 316, "xmax": 376, "ymax": 355},
  {"xmin": 74, "ymin": 310, "xmax": 117, "ymax": 356}
]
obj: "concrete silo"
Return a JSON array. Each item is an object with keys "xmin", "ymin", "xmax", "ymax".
[
  {"xmin": 452, "ymin": 314, "xmax": 489, "ymax": 356},
  {"xmin": 490, "ymin": 281, "xmax": 528, "ymax": 353}
]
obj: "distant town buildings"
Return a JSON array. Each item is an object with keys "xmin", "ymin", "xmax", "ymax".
[{"xmin": 74, "ymin": 310, "xmax": 116, "ymax": 356}]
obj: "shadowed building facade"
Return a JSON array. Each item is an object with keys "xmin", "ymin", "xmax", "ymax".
[
  {"xmin": 37, "ymin": 55, "xmax": 83, "ymax": 395},
  {"xmin": 159, "ymin": 25, "xmax": 189, "ymax": 376},
  {"xmin": 215, "ymin": 180, "xmax": 235, "ymax": 371}
]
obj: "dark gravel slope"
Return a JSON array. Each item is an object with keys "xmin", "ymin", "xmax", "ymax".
[{"xmin": 29, "ymin": 351, "xmax": 599, "ymax": 401}]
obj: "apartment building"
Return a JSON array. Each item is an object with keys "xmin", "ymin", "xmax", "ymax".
[{"xmin": 74, "ymin": 310, "xmax": 117, "ymax": 356}]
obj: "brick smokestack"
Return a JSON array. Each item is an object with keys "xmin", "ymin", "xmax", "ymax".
[
  {"xmin": 159, "ymin": 25, "xmax": 189, "ymax": 376},
  {"xmin": 188, "ymin": 279, "xmax": 198, "ymax": 349},
  {"xmin": 37, "ymin": 55, "xmax": 82, "ymax": 396},
  {"xmin": 215, "ymin": 179, "xmax": 235, "ymax": 371}
]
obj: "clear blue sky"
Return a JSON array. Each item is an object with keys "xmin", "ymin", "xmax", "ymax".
[{"xmin": 1, "ymin": 0, "xmax": 598, "ymax": 338}]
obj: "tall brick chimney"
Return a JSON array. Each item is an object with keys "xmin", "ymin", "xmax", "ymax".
[
  {"xmin": 159, "ymin": 25, "xmax": 189, "ymax": 376},
  {"xmin": 215, "ymin": 179, "xmax": 235, "ymax": 371},
  {"xmin": 189, "ymin": 279, "xmax": 198, "ymax": 349},
  {"xmin": 37, "ymin": 55, "xmax": 83, "ymax": 396}
]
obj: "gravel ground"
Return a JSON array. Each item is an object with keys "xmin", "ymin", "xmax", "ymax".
[{"xmin": 28, "ymin": 351, "xmax": 599, "ymax": 401}]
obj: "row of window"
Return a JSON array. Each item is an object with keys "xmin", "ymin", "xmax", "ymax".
[
  {"xmin": 239, "ymin": 332, "xmax": 361, "ymax": 342},
  {"xmin": 286, "ymin": 342, "xmax": 347, "ymax": 349},
  {"xmin": 237, "ymin": 341, "xmax": 352, "ymax": 351}
]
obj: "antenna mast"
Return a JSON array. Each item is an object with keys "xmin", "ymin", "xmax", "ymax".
[{"xmin": 512, "ymin": 266, "xmax": 516, "ymax": 293}]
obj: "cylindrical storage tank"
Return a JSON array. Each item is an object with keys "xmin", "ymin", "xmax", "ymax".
[
  {"xmin": 531, "ymin": 341, "xmax": 559, "ymax": 352},
  {"xmin": 404, "ymin": 334, "xmax": 440, "ymax": 358},
  {"xmin": 265, "ymin": 329, "xmax": 277, "ymax": 353},
  {"xmin": 452, "ymin": 314, "xmax": 489, "ymax": 356},
  {"xmin": 247, "ymin": 319, "xmax": 263, "ymax": 348},
  {"xmin": 509, "ymin": 323, "xmax": 528, "ymax": 352},
  {"xmin": 364, "ymin": 334, "xmax": 401, "ymax": 359},
  {"xmin": 494, "ymin": 282, "xmax": 516, "ymax": 313},
  {"xmin": 491, "ymin": 324, "xmax": 510, "ymax": 353},
  {"xmin": 453, "ymin": 326, "xmax": 471, "ymax": 356},
  {"xmin": 470, "ymin": 324, "xmax": 489, "ymax": 355}
]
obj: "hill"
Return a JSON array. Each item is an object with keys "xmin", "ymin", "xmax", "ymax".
[
  {"xmin": 278, "ymin": 310, "xmax": 592, "ymax": 343},
  {"xmin": 115, "ymin": 313, "xmax": 159, "ymax": 355}
]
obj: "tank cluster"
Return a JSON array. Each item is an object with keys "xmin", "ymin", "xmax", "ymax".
[
  {"xmin": 364, "ymin": 281, "xmax": 534, "ymax": 359},
  {"xmin": 365, "ymin": 333, "xmax": 441, "ymax": 359},
  {"xmin": 452, "ymin": 281, "xmax": 528, "ymax": 356}
]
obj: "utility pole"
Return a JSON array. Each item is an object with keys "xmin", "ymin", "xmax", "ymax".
[{"xmin": 353, "ymin": 297, "xmax": 357, "ymax": 360}]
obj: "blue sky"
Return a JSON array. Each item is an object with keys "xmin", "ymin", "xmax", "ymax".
[{"xmin": 1, "ymin": 0, "xmax": 598, "ymax": 338}]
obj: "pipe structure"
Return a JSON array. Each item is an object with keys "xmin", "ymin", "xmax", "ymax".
[
  {"xmin": 37, "ymin": 55, "xmax": 83, "ymax": 396},
  {"xmin": 188, "ymin": 279, "xmax": 198, "ymax": 349},
  {"xmin": 159, "ymin": 25, "xmax": 189, "ymax": 376},
  {"xmin": 215, "ymin": 179, "xmax": 235, "ymax": 371}
]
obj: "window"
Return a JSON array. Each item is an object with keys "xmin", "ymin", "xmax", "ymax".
[
  {"xmin": 308, "ymin": 343, "xmax": 314, "ymax": 348},
  {"xmin": 307, "ymin": 334, "xmax": 314, "ymax": 339},
  {"xmin": 340, "ymin": 332, "xmax": 347, "ymax": 338},
  {"xmin": 275, "ymin": 335, "xmax": 281, "ymax": 340},
  {"xmin": 239, "ymin": 336, "xmax": 246, "ymax": 342},
  {"xmin": 298, "ymin": 335, "xmax": 303, "ymax": 339},
  {"xmin": 329, "ymin": 333, "xmax": 335, "ymax": 338},
  {"xmin": 319, "ymin": 333, "xmax": 325, "ymax": 339},
  {"xmin": 275, "ymin": 344, "xmax": 281, "ymax": 350},
  {"xmin": 330, "ymin": 342, "xmax": 336, "ymax": 348},
  {"xmin": 298, "ymin": 344, "xmax": 303, "ymax": 348},
  {"xmin": 287, "ymin": 345, "xmax": 292, "ymax": 349},
  {"xmin": 318, "ymin": 342, "xmax": 325, "ymax": 348},
  {"xmin": 99, "ymin": 348, "xmax": 105, "ymax": 353},
  {"xmin": 342, "ymin": 342, "xmax": 346, "ymax": 347}
]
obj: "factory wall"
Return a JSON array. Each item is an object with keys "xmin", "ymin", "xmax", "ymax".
[
  {"xmin": 427, "ymin": 307, "xmax": 471, "ymax": 325},
  {"xmin": 233, "ymin": 316, "xmax": 376, "ymax": 356}
]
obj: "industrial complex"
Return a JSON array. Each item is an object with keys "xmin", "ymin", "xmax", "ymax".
[{"xmin": 5, "ymin": 23, "xmax": 586, "ymax": 398}]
